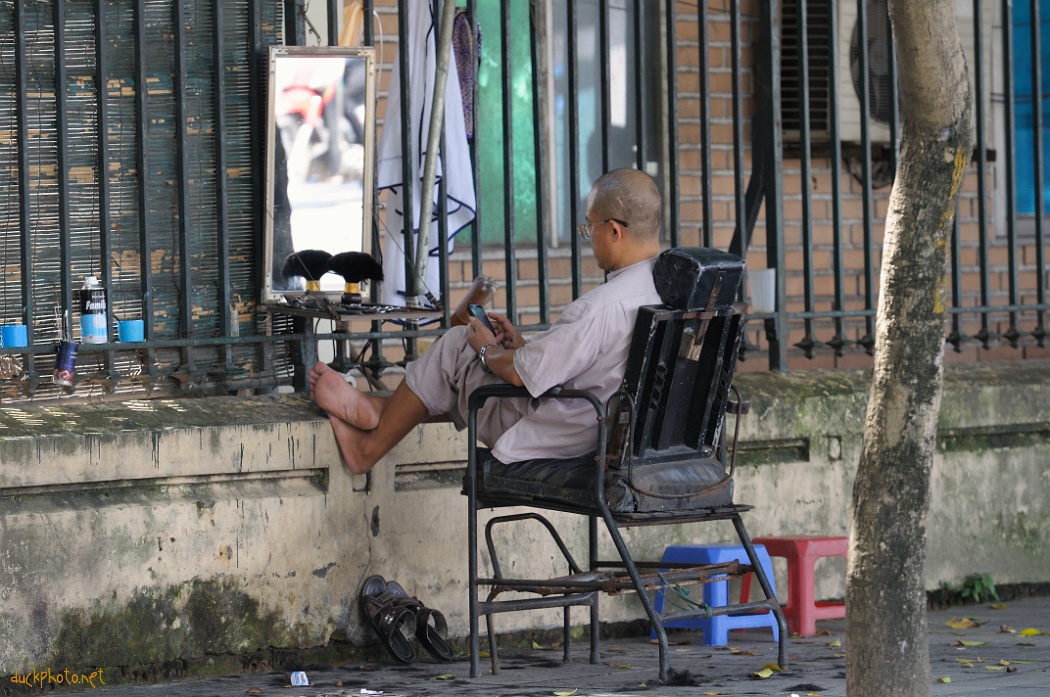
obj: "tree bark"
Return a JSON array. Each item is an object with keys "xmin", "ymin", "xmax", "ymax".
[{"xmin": 845, "ymin": 2, "xmax": 972, "ymax": 696}]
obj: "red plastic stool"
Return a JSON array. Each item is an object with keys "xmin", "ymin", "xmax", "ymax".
[{"xmin": 740, "ymin": 536, "xmax": 847, "ymax": 636}]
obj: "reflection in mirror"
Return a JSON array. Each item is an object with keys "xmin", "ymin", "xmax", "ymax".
[{"xmin": 263, "ymin": 46, "xmax": 376, "ymax": 301}]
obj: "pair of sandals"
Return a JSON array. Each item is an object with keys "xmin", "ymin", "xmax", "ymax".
[{"xmin": 360, "ymin": 575, "xmax": 456, "ymax": 664}]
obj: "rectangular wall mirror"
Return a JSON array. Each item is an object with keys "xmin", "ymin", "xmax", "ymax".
[{"xmin": 263, "ymin": 45, "xmax": 377, "ymax": 302}]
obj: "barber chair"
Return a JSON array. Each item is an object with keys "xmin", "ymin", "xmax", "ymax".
[{"xmin": 463, "ymin": 248, "xmax": 787, "ymax": 683}]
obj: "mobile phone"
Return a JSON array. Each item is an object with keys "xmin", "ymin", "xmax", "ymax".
[{"xmin": 467, "ymin": 303, "xmax": 495, "ymax": 333}]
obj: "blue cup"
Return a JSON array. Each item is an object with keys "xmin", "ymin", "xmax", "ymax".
[
  {"xmin": 1, "ymin": 324, "xmax": 28, "ymax": 348},
  {"xmin": 117, "ymin": 319, "xmax": 145, "ymax": 343}
]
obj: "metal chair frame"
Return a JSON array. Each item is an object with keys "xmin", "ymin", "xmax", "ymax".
[{"xmin": 464, "ymin": 304, "xmax": 788, "ymax": 683}]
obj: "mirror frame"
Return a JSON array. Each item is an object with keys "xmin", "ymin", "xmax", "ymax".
[{"xmin": 262, "ymin": 45, "xmax": 377, "ymax": 303}]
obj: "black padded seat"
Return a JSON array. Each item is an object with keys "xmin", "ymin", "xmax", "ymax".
[{"xmin": 475, "ymin": 447, "xmax": 733, "ymax": 514}]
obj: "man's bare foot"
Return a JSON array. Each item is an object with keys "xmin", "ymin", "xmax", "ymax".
[
  {"xmin": 308, "ymin": 362, "xmax": 380, "ymax": 430},
  {"xmin": 326, "ymin": 414, "xmax": 377, "ymax": 474}
]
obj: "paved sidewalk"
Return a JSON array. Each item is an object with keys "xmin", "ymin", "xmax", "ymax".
[{"xmin": 8, "ymin": 596, "xmax": 1048, "ymax": 697}]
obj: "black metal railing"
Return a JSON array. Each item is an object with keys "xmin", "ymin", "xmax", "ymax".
[{"xmin": 0, "ymin": 0, "xmax": 1045, "ymax": 406}]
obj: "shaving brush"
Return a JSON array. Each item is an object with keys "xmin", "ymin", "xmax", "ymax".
[
  {"xmin": 327, "ymin": 251, "xmax": 384, "ymax": 304},
  {"xmin": 281, "ymin": 250, "xmax": 333, "ymax": 292}
]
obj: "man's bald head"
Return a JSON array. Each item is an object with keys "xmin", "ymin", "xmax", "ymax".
[{"xmin": 586, "ymin": 168, "xmax": 662, "ymax": 241}]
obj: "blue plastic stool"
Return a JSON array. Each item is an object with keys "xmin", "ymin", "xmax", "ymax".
[{"xmin": 651, "ymin": 544, "xmax": 780, "ymax": 646}]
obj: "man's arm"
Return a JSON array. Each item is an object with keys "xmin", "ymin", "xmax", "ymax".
[{"xmin": 466, "ymin": 316, "xmax": 524, "ymax": 387}]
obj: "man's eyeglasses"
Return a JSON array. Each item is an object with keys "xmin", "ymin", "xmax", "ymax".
[{"xmin": 576, "ymin": 218, "xmax": 629, "ymax": 241}]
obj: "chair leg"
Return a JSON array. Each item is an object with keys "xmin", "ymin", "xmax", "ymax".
[
  {"xmin": 562, "ymin": 607, "xmax": 572, "ymax": 663},
  {"xmin": 732, "ymin": 515, "xmax": 789, "ymax": 669},
  {"xmin": 485, "ymin": 612, "xmax": 500, "ymax": 674},
  {"xmin": 598, "ymin": 512, "xmax": 671, "ymax": 683}
]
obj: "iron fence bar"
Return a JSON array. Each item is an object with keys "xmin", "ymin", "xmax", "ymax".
[
  {"xmin": 14, "ymin": 0, "xmax": 33, "ymax": 380},
  {"xmin": 213, "ymin": 0, "xmax": 233, "ymax": 366},
  {"xmin": 95, "ymin": 0, "xmax": 117, "ymax": 383},
  {"xmin": 286, "ymin": 0, "xmax": 305, "ymax": 45},
  {"xmin": 796, "ymin": 0, "xmax": 817, "ymax": 358},
  {"xmin": 598, "ymin": 0, "xmax": 610, "ymax": 175},
  {"xmin": 699, "ymin": 0, "xmax": 713, "ymax": 247},
  {"xmin": 1030, "ymin": 0, "xmax": 1046, "ymax": 344},
  {"xmin": 1001, "ymin": 0, "xmax": 1021, "ymax": 346},
  {"xmin": 827, "ymin": 0, "xmax": 847, "ymax": 356},
  {"xmin": 664, "ymin": 0, "xmax": 679, "ymax": 248},
  {"xmin": 730, "ymin": 0, "xmax": 746, "ymax": 258},
  {"xmin": 364, "ymin": 0, "xmax": 374, "ymax": 45},
  {"xmin": 972, "ymin": 0, "xmax": 993, "ymax": 348},
  {"xmin": 530, "ymin": 8, "xmax": 550, "ymax": 325},
  {"xmin": 500, "ymin": 0, "xmax": 518, "ymax": 322},
  {"xmin": 54, "ymin": 0, "xmax": 74, "ymax": 341},
  {"xmin": 948, "ymin": 214, "xmax": 965, "ymax": 351},
  {"xmin": 632, "ymin": 0, "xmax": 644, "ymax": 172},
  {"xmin": 467, "ymin": 0, "xmax": 482, "ymax": 281},
  {"xmin": 133, "ymin": 0, "xmax": 154, "ymax": 346},
  {"xmin": 761, "ymin": 0, "xmax": 787, "ymax": 370},
  {"xmin": 173, "ymin": 0, "xmax": 195, "ymax": 374},
  {"xmin": 887, "ymin": 5, "xmax": 899, "ymax": 173},
  {"xmin": 327, "ymin": 0, "xmax": 338, "ymax": 45},
  {"xmin": 396, "ymin": 0, "xmax": 416, "ymax": 301},
  {"xmin": 855, "ymin": 0, "xmax": 876, "ymax": 354},
  {"xmin": 437, "ymin": 118, "xmax": 451, "ymax": 320},
  {"xmin": 362, "ymin": 0, "xmax": 389, "ymax": 374},
  {"xmin": 250, "ymin": 0, "xmax": 275, "ymax": 378},
  {"xmin": 568, "ymin": 0, "xmax": 583, "ymax": 298},
  {"xmin": 787, "ymin": 303, "xmax": 1050, "ymax": 321}
]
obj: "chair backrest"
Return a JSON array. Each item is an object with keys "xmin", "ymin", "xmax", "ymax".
[{"xmin": 607, "ymin": 248, "xmax": 747, "ymax": 469}]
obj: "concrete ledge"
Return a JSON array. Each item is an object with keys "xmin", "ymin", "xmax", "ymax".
[{"xmin": 1, "ymin": 360, "xmax": 1048, "ymax": 673}]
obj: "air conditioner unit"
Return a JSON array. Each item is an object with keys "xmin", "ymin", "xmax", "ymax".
[{"xmin": 782, "ymin": 0, "xmax": 992, "ymax": 145}]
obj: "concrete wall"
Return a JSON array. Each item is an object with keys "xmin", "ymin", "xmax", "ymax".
[{"xmin": 2, "ymin": 360, "xmax": 1049, "ymax": 674}]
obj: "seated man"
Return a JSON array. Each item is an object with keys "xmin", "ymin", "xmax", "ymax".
[{"xmin": 309, "ymin": 167, "xmax": 664, "ymax": 474}]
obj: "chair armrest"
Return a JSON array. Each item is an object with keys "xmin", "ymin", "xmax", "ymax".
[{"xmin": 468, "ymin": 384, "xmax": 605, "ymax": 420}]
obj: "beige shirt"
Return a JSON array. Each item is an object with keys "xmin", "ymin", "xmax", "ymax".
[{"xmin": 492, "ymin": 257, "xmax": 662, "ymax": 462}]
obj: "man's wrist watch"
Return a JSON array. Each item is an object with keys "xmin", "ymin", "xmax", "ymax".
[{"xmin": 477, "ymin": 343, "xmax": 498, "ymax": 373}]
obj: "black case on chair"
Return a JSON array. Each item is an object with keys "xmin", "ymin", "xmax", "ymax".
[{"xmin": 653, "ymin": 247, "xmax": 745, "ymax": 311}]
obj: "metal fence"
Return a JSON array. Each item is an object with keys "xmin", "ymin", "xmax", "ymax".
[{"xmin": 0, "ymin": 0, "xmax": 1046, "ymax": 405}]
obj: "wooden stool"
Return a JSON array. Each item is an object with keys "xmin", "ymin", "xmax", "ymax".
[
  {"xmin": 740, "ymin": 536, "xmax": 847, "ymax": 637},
  {"xmin": 652, "ymin": 544, "xmax": 780, "ymax": 646}
]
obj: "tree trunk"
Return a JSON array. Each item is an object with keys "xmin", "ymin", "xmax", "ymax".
[{"xmin": 845, "ymin": 2, "xmax": 972, "ymax": 696}]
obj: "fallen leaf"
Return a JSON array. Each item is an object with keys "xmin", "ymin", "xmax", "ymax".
[
  {"xmin": 1000, "ymin": 625, "xmax": 1016, "ymax": 634},
  {"xmin": 432, "ymin": 674, "xmax": 455, "ymax": 681},
  {"xmin": 991, "ymin": 603, "xmax": 1008, "ymax": 610},
  {"xmin": 1005, "ymin": 659, "xmax": 1035, "ymax": 664},
  {"xmin": 808, "ymin": 693, "xmax": 823, "ymax": 697},
  {"xmin": 612, "ymin": 663, "xmax": 632, "ymax": 670},
  {"xmin": 479, "ymin": 650, "xmax": 490, "ymax": 658},
  {"xmin": 955, "ymin": 658, "xmax": 975, "ymax": 666},
  {"xmin": 675, "ymin": 648, "xmax": 691, "ymax": 653},
  {"xmin": 947, "ymin": 617, "xmax": 978, "ymax": 629},
  {"xmin": 751, "ymin": 667, "xmax": 774, "ymax": 679},
  {"xmin": 985, "ymin": 665, "xmax": 1006, "ymax": 671},
  {"xmin": 247, "ymin": 689, "xmax": 262, "ymax": 695},
  {"xmin": 336, "ymin": 682, "xmax": 343, "ymax": 687},
  {"xmin": 816, "ymin": 629, "xmax": 832, "ymax": 636},
  {"xmin": 955, "ymin": 640, "xmax": 987, "ymax": 647},
  {"xmin": 936, "ymin": 676, "xmax": 952, "ymax": 684},
  {"xmin": 553, "ymin": 691, "xmax": 577, "ymax": 696},
  {"xmin": 826, "ymin": 638, "xmax": 841, "ymax": 648},
  {"xmin": 761, "ymin": 663, "xmax": 783, "ymax": 672},
  {"xmin": 1017, "ymin": 642, "xmax": 1037, "ymax": 646},
  {"xmin": 702, "ymin": 692, "xmax": 724, "ymax": 696},
  {"xmin": 532, "ymin": 641, "xmax": 548, "ymax": 650},
  {"xmin": 1018, "ymin": 628, "xmax": 1048, "ymax": 636}
]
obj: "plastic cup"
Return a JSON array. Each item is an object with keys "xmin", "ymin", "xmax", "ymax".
[
  {"xmin": 748, "ymin": 268, "xmax": 777, "ymax": 314},
  {"xmin": 1, "ymin": 324, "xmax": 28, "ymax": 348},
  {"xmin": 117, "ymin": 319, "xmax": 145, "ymax": 343}
]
